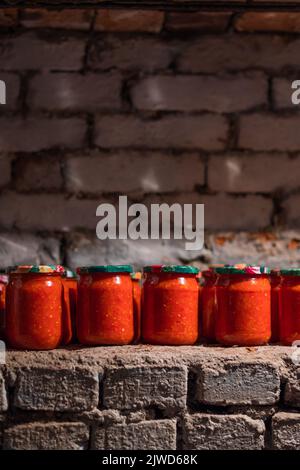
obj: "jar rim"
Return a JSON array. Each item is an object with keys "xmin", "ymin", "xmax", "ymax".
[
  {"xmin": 215, "ymin": 265, "xmax": 271, "ymax": 275},
  {"xmin": 143, "ymin": 265, "xmax": 199, "ymax": 274}
]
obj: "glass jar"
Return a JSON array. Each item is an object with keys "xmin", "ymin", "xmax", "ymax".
[
  {"xmin": 0, "ymin": 273, "xmax": 8, "ymax": 340},
  {"xmin": 131, "ymin": 272, "xmax": 142, "ymax": 344},
  {"xmin": 142, "ymin": 265, "xmax": 199, "ymax": 345},
  {"xmin": 62, "ymin": 269, "xmax": 78, "ymax": 344},
  {"xmin": 270, "ymin": 269, "xmax": 281, "ymax": 343},
  {"xmin": 200, "ymin": 269, "xmax": 218, "ymax": 343},
  {"xmin": 215, "ymin": 266, "xmax": 271, "ymax": 346},
  {"xmin": 77, "ymin": 265, "xmax": 134, "ymax": 345},
  {"xmin": 5, "ymin": 265, "xmax": 65, "ymax": 350},
  {"xmin": 279, "ymin": 269, "xmax": 300, "ymax": 345}
]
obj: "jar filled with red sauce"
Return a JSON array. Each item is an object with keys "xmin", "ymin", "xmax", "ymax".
[
  {"xmin": 215, "ymin": 266, "xmax": 271, "ymax": 346},
  {"xmin": 142, "ymin": 265, "xmax": 199, "ymax": 345},
  {"xmin": 279, "ymin": 269, "xmax": 300, "ymax": 345},
  {"xmin": 0, "ymin": 272, "xmax": 8, "ymax": 340},
  {"xmin": 270, "ymin": 269, "xmax": 281, "ymax": 343},
  {"xmin": 62, "ymin": 269, "xmax": 78, "ymax": 344},
  {"xmin": 77, "ymin": 265, "xmax": 134, "ymax": 345},
  {"xmin": 5, "ymin": 265, "xmax": 65, "ymax": 350},
  {"xmin": 201, "ymin": 269, "xmax": 218, "ymax": 343},
  {"xmin": 131, "ymin": 272, "xmax": 142, "ymax": 344}
]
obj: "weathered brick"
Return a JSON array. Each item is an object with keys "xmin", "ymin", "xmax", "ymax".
[
  {"xmin": 0, "ymin": 373, "xmax": 8, "ymax": 412},
  {"xmin": 183, "ymin": 414, "xmax": 265, "ymax": 450},
  {"xmin": 14, "ymin": 367, "xmax": 99, "ymax": 411},
  {"xmin": 235, "ymin": 12, "xmax": 300, "ymax": 33},
  {"xmin": 131, "ymin": 73, "xmax": 267, "ymax": 112},
  {"xmin": 273, "ymin": 78, "xmax": 295, "ymax": 109},
  {"xmin": 0, "ymin": 232, "xmax": 60, "ymax": 266},
  {"xmin": 103, "ymin": 366, "xmax": 187, "ymax": 411},
  {"xmin": 0, "ymin": 117, "xmax": 86, "ymax": 152},
  {"xmin": 0, "ymin": 192, "xmax": 102, "ymax": 231},
  {"xmin": 272, "ymin": 412, "xmax": 300, "ymax": 449},
  {"xmin": 178, "ymin": 35, "xmax": 300, "ymax": 73},
  {"xmin": 4, "ymin": 422, "xmax": 89, "ymax": 450},
  {"xmin": 282, "ymin": 194, "xmax": 300, "ymax": 227},
  {"xmin": 0, "ymin": 72, "xmax": 20, "ymax": 109},
  {"xmin": 165, "ymin": 11, "xmax": 231, "ymax": 32},
  {"xmin": 14, "ymin": 157, "xmax": 63, "ymax": 192},
  {"xmin": 0, "ymin": 33, "xmax": 85, "ymax": 71},
  {"xmin": 66, "ymin": 234, "xmax": 201, "ymax": 270},
  {"xmin": 65, "ymin": 151, "xmax": 205, "ymax": 194},
  {"xmin": 145, "ymin": 192, "xmax": 272, "ymax": 230},
  {"xmin": 208, "ymin": 154, "xmax": 300, "ymax": 193},
  {"xmin": 95, "ymin": 9, "xmax": 164, "ymax": 33},
  {"xmin": 92, "ymin": 420, "xmax": 176, "ymax": 450},
  {"xmin": 239, "ymin": 114, "xmax": 300, "ymax": 151},
  {"xmin": 94, "ymin": 115, "xmax": 228, "ymax": 150},
  {"xmin": 29, "ymin": 73, "xmax": 122, "ymax": 111},
  {"xmin": 88, "ymin": 37, "xmax": 176, "ymax": 71},
  {"xmin": 284, "ymin": 372, "xmax": 300, "ymax": 407},
  {"xmin": 196, "ymin": 362, "xmax": 280, "ymax": 406},
  {"xmin": 0, "ymin": 8, "xmax": 18, "ymax": 27},
  {"xmin": 0, "ymin": 155, "xmax": 10, "ymax": 188},
  {"xmin": 20, "ymin": 8, "xmax": 93, "ymax": 30}
]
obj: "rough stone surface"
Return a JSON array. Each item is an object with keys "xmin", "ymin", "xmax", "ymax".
[
  {"xmin": 3, "ymin": 422, "xmax": 89, "ymax": 450},
  {"xmin": 182, "ymin": 413, "xmax": 265, "ymax": 450},
  {"xmin": 93, "ymin": 420, "xmax": 177, "ymax": 450},
  {"xmin": 196, "ymin": 361, "xmax": 280, "ymax": 406},
  {"xmin": 284, "ymin": 372, "xmax": 300, "ymax": 408},
  {"xmin": 0, "ymin": 373, "xmax": 8, "ymax": 412},
  {"xmin": 0, "ymin": 155, "xmax": 10, "ymax": 189},
  {"xmin": 272, "ymin": 412, "xmax": 300, "ymax": 450},
  {"xmin": 14, "ymin": 367, "xmax": 99, "ymax": 411},
  {"xmin": 103, "ymin": 366, "xmax": 187, "ymax": 411}
]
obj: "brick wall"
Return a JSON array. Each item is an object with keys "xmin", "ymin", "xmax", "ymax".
[
  {"xmin": 2, "ymin": 345, "xmax": 300, "ymax": 450},
  {"xmin": 1, "ymin": 8, "xmax": 300, "ymax": 268}
]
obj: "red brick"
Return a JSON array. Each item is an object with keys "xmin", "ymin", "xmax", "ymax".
[
  {"xmin": 29, "ymin": 72, "xmax": 122, "ymax": 111},
  {"xmin": 0, "ymin": 8, "xmax": 18, "ymax": 27},
  {"xmin": 273, "ymin": 78, "xmax": 296, "ymax": 109},
  {"xmin": 239, "ymin": 114, "xmax": 300, "ymax": 151},
  {"xmin": 94, "ymin": 114, "xmax": 228, "ymax": 151},
  {"xmin": 0, "ymin": 155, "xmax": 10, "ymax": 188},
  {"xmin": 131, "ymin": 73, "xmax": 267, "ymax": 112},
  {"xmin": 165, "ymin": 12, "xmax": 231, "ymax": 32},
  {"xmin": 65, "ymin": 151, "xmax": 205, "ymax": 194},
  {"xmin": 0, "ymin": 33, "xmax": 85, "ymax": 71},
  {"xmin": 20, "ymin": 8, "xmax": 93, "ymax": 30},
  {"xmin": 178, "ymin": 35, "xmax": 300, "ymax": 73},
  {"xmin": 14, "ymin": 157, "xmax": 63, "ymax": 192},
  {"xmin": 0, "ymin": 72, "xmax": 20, "ymax": 109},
  {"xmin": 0, "ymin": 192, "xmax": 104, "ymax": 231},
  {"xmin": 208, "ymin": 154, "xmax": 300, "ymax": 193},
  {"xmin": 282, "ymin": 194, "xmax": 300, "ymax": 227},
  {"xmin": 88, "ymin": 37, "xmax": 175, "ymax": 72},
  {"xmin": 94, "ymin": 9, "xmax": 164, "ymax": 33},
  {"xmin": 0, "ymin": 117, "xmax": 86, "ymax": 152},
  {"xmin": 235, "ymin": 12, "xmax": 300, "ymax": 33}
]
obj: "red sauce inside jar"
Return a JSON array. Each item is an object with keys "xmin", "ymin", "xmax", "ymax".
[
  {"xmin": 77, "ymin": 265, "xmax": 134, "ymax": 345},
  {"xmin": 142, "ymin": 265, "xmax": 199, "ymax": 345},
  {"xmin": 279, "ymin": 270, "xmax": 300, "ymax": 345},
  {"xmin": 270, "ymin": 270, "xmax": 281, "ymax": 343},
  {"xmin": 215, "ymin": 266, "xmax": 271, "ymax": 346},
  {"xmin": 132, "ymin": 273, "xmax": 142, "ymax": 344},
  {"xmin": 201, "ymin": 269, "xmax": 217, "ymax": 343},
  {"xmin": 5, "ymin": 266, "xmax": 64, "ymax": 350},
  {"xmin": 62, "ymin": 276, "xmax": 78, "ymax": 344},
  {"xmin": 0, "ymin": 274, "xmax": 8, "ymax": 340}
]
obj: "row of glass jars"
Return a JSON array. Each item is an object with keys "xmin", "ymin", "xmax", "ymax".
[{"xmin": 0, "ymin": 263, "xmax": 300, "ymax": 350}]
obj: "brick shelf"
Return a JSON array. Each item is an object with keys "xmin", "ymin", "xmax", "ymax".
[{"xmin": 1, "ymin": 345, "xmax": 300, "ymax": 449}]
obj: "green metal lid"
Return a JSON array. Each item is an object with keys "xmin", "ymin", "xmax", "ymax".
[
  {"xmin": 161, "ymin": 265, "xmax": 199, "ymax": 274},
  {"xmin": 280, "ymin": 268, "xmax": 300, "ymax": 276},
  {"xmin": 77, "ymin": 265, "xmax": 133, "ymax": 274},
  {"xmin": 215, "ymin": 265, "xmax": 271, "ymax": 275}
]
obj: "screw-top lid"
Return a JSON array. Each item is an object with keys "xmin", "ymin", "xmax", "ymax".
[
  {"xmin": 215, "ymin": 265, "xmax": 271, "ymax": 275},
  {"xmin": 161, "ymin": 265, "xmax": 199, "ymax": 274},
  {"xmin": 10, "ymin": 265, "xmax": 65, "ymax": 274},
  {"xmin": 64, "ymin": 268, "xmax": 77, "ymax": 279},
  {"xmin": 280, "ymin": 268, "xmax": 300, "ymax": 276},
  {"xmin": 77, "ymin": 265, "xmax": 133, "ymax": 274}
]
